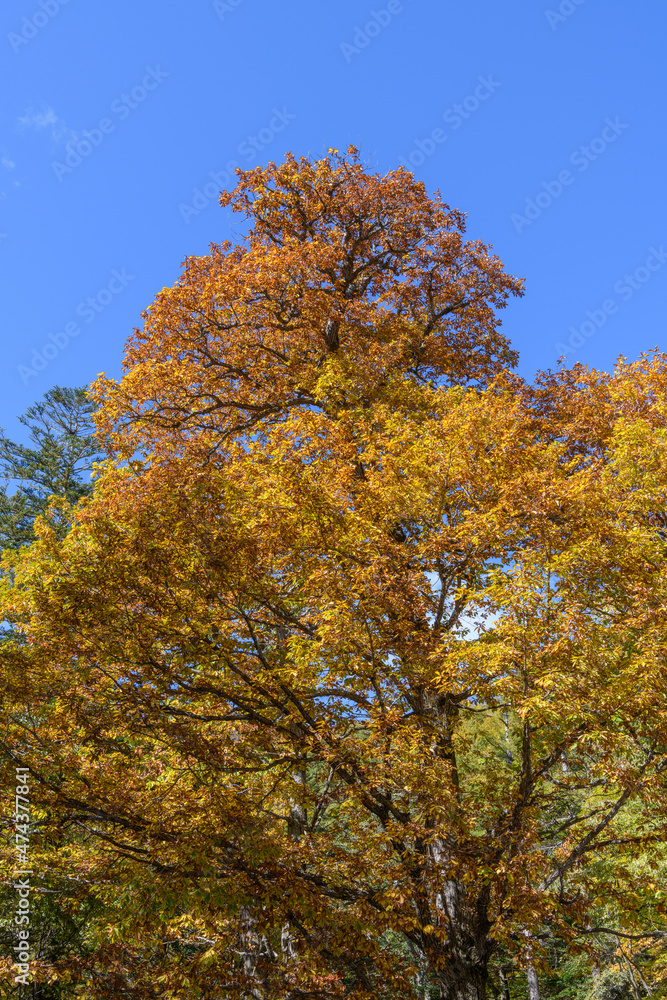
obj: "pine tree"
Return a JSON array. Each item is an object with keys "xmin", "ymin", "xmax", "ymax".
[{"xmin": 0, "ymin": 386, "xmax": 101, "ymax": 550}]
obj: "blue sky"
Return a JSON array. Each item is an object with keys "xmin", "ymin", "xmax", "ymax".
[{"xmin": 1, "ymin": 0, "xmax": 665, "ymax": 437}]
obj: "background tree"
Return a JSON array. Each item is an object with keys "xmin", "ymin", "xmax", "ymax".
[
  {"xmin": 0, "ymin": 386, "xmax": 103, "ymax": 998},
  {"xmin": 0, "ymin": 385, "xmax": 101, "ymax": 550},
  {"xmin": 2, "ymin": 152, "xmax": 667, "ymax": 999}
]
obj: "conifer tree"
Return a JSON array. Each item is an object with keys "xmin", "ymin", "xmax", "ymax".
[{"xmin": 0, "ymin": 386, "xmax": 100, "ymax": 550}]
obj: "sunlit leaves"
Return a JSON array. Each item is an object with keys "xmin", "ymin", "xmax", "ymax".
[{"xmin": 2, "ymin": 152, "xmax": 667, "ymax": 998}]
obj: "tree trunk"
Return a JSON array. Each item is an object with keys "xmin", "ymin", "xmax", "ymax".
[
  {"xmin": 498, "ymin": 967, "xmax": 511, "ymax": 1000},
  {"xmin": 238, "ymin": 906, "xmax": 275, "ymax": 998},
  {"xmin": 440, "ymin": 973, "xmax": 488, "ymax": 1000},
  {"xmin": 435, "ymin": 879, "xmax": 492, "ymax": 1000},
  {"xmin": 527, "ymin": 964, "xmax": 541, "ymax": 1000}
]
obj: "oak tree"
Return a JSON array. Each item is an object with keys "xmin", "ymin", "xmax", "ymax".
[{"xmin": 2, "ymin": 151, "xmax": 667, "ymax": 1000}]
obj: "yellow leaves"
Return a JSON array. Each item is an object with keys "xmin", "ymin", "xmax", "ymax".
[
  {"xmin": 6, "ymin": 154, "xmax": 667, "ymax": 995},
  {"xmin": 198, "ymin": 947, "xmax": 218, "ymax": 968}
]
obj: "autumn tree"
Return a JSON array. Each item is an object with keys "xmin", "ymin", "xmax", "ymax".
[{"xmin": 2, "ymin": 150, "xmax": 667, "ymax": 1000}]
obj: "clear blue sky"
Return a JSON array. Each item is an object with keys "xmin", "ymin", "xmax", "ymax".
[{"xmin": 1, "ymin": 0, "xmax": 665, "ymax": 437}]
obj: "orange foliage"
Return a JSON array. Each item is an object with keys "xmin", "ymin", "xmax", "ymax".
[{"xmin": 2, "ymin": 151, "xmax": 667, "ymax": 1000}]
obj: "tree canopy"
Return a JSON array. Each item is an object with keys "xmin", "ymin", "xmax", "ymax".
[{"xmin": 2, "ymin": 150, "xmax": 667, "ymax": 1000}]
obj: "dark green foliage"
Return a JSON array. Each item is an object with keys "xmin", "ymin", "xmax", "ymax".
[{"xmin": 0, "ymin": 386, "xmax": 101, "ymax": 550}]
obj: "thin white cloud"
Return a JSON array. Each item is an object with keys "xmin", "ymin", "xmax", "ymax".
[
  {"xmin": 19, "ymin": 106, "xmax": 58, "ymax": 128},
  {"xmin": 18, "ymin": 106, "xmax": 76, "ymax": 144},
  {"xmin": 2, "ymin": 157, "xmax": 15, "ymax": 169}
]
